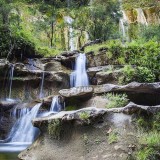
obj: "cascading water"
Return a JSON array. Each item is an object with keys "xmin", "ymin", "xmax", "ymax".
[
  {"xmin": 8, "ymin": 103, "xmax": 41, "ymax": 143},
  {"xmin": 39, "ymin": 72, "xmax": 45, "ymax": 98},
  {"xmin": 40, "ymin": 96, "xmax": 64, "ymax": 118},
  {"xmin": 70, "ymin": 53, "xmax": 89, "ymax": 87},
  {"xmin": 7, "ymin": 64, "xmax": 14, "ymax": 100},
  {"xmin": 50, "ymin": 96, "xmax": 63, "ymax": 112},
  {"xmin": 11, "ymin": 106, "xmax": 29, "ymax": 119},
  {"xmin": 119, "ymin": 11, "xmax": 129, "ymax": 42},
  {"xmin": 136, "ymin": 8, "xmax": 148, "ymax": 25},
  {"xmin": 64, "ymin": 16, "xmax": 76, "ymax": 51}
]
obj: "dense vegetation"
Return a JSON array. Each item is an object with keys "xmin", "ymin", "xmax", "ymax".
[{"xmin": 0, "ymin": 0, "xmax": 121, "ymax": 58}]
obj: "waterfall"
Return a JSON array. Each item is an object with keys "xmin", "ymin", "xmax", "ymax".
[
  {"xmin": 7, "ymin": 64, "xmax": 14, "ymax": 100},
  {"xmin": 70, "ymin": 53, "xmax": 89, "ymax": 87},
  {"xmin": 136, "ymin": 8, "xmax": 148, "ymax": 25},
  {"xmin": 39, "ymin": 72, "xmax": 45, "ymax": 98},
  {"xmin": 8, "ymin": 103, "xmax": 41, "ymax": 143},
  {"xmin": 119, "ymin": 11, "xmax": 129, "ymax": 42},
  {"xmin": 64, "ymin": 16, "xmax": 76, "ymax": 51},
  {"xmin": 50, "ymin": 96, "xmax": 63, "ymax": 112},
  {"xmin": 11, "ymin": 106, "xmax": 29, "ymax": 119}
]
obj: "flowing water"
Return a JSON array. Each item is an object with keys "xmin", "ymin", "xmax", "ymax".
[
  {"xmin": 119, "ymin": 11, "xmax": 129, "ymax": 42},
  {"xmin": 6, "ymin": 64, "xmax": 14, "ymax": 100},
  {"xmin": 50, "ymin": 96, "xmax": 63, "ymax": 112},
  {"xmin": 40, "ymin": 96, "xmax": 64, "ymax": 117},
  {"xmin": 0, "ymin": 104, "xmax": 41, "ymax": 159},
  {"xmin": 136, "ymin": 8, "xmax": 148, "ymax": 25},
  {"xmin": 8, "ymin": 103, "xmax": 41, "ymax": 142},
  {"xmin": 70, "ymin": 53, "xmax": 89, "ymax": 87},
  {"xmin": 64, "ymin": 16, "xmax": 76, "ymax": 51}
]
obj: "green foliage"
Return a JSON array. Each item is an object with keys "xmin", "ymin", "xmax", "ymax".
[
  {"xmin": 119, "ymin": 65, "xmax": 135, "ymax": 84},
  {"xmin": 79, "ymin": 111, "xmax": 90, "ymax": 120},
  {"xmin": 139, "ymin": 25, "xmax": 160, "ymax": 42},
  {"xmin": 86, "ymin": 40, "xmax": 160, "ymax": 81},
  {"xmin": 48, "ymin": 119, "xmax": 61, "ymax": 139},
  {"xmin": 65, "ymin": 106, "xmax": 77, "ymax": 111},
  {"xmin": 135, "ymin": 67, "xmax": 156, "ymax": 83},
  {"xmin": 122, "ymin": 0, "xmax": 158, "ymax": 9},
  {"xmin": 108, "ymin": 131, "xmax": 118, "ymax": 144},
  {"xmin": 136, "ymin": 148, "xmax": 155, "ymax": 160},
  {"xmin": 119, "ymin": 66, "xmax": 156, "ymax": 84},
  {"xmin": 152, "ymin": 113, "xmax": 160, "ymax": 131},
  {"xmin": 73, "ymin": 0, "xmax": 121, "ymax": 41},
  {"xmin": 136, "ymin": 131, "xmax": 160, "ymax": 160},
  {"xmin": 104, "ymin": 93, "xmax": 128, "ymax": 108}
]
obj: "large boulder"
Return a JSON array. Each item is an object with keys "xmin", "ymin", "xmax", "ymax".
[
  {"xmin": 94, "ymin": 82, "xmax": 160, "ymax": 94},
  {"xmin": 59, "ymin": 87, "xmax": 93, "ymax": 99},
  {"xmin": 86, "ymin": 52, "xmax": 109, "ymax": 67},
  {"xmin": 18, "ymin": 103, "xmax": 160, "ymax": 160},
  {"xmin": 57, "ymin": 51, "xmax": 80, "ymax": 68},
  {"xmin": 96, "ymin": 69, "xmax": 123, "ymax": 85}
]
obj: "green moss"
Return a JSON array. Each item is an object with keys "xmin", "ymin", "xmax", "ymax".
[
  {"xmin": 79, "ymin": 111, "xmax": 90, "ymax": 120},
  {"xmin": 48, "ymin": 119, "xmax": 61, "ymax": 139},
  {"xmin": 65, "ymin": 106, "xmax": 77, "ymax": 111}
]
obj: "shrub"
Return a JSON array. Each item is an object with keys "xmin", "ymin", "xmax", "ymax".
[
  {"xmin": 104, "ymin": 93, "xmax": 128, "ymax": 108},
  {"xmin": 135, "ymin": 67, "xmax": 156, "ymax": 83},
  {"xmin": 120, "ymin": 66, "xmax": 156, "ymax": 84}
]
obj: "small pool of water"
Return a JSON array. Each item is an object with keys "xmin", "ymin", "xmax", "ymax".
[
  {"xmin": 0, "ymin": 142, "xmax": 31, "ymax": 160},
  {"xmin": 0, "ymin": 153, "xmax": 18, "ymax": 160}
]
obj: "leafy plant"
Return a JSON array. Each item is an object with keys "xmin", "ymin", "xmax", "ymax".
[
  {"xmin": 108, "ymin": 131, "xmax": 118, "ymax": 144},
  {"xmin": 120, "ymin": 66, "xmax": 156, "ymax": 84},
  {"xmin": 135, "ymin": 67, "xmax": 156, "ymax": 83},
  {"xmin": 136, "ymin": 131, "xmax": 160, "ymax": 160},
  {"xmin": 48, "ymin": 119, "xmax": 61, "ymax": 139},
  {"xmin": 104, "ymin": 93, "xmax": 129, "ymax": 108},
  {"xmin": 79, "ymin": 111, "xmax": 90, "ymax": 120}
]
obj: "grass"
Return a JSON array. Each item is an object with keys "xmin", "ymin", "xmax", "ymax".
[
  {"xmin": 104, "ymin": 93, "xmax": 128, "ymax": 108},
  {"xmin": 84, "ymin": 40, "xmax": 122, "ymax": 53},
  {"xmin": 139, "ymin": 131, "xmax": 160, "ymax": 148},
  {"xmin": 79, "ymin": 111, "xmax": 90, "ymax": 120},
  {"xmin": 136, "ymin": 131, "xmax": 160, "ymax": 160},
  {"xmin": 108, "ymin": 131, "xmax": 118, "ymax": 144}
]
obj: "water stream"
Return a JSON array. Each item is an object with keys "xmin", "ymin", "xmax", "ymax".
[
  {"xmin": 119, "ymin": 11, "xmax": 129, "ymax": 42},
  {"xmin": 6, "ymin": 64, "xmax": 15, "ymax": 100},
  {"xmin": 8, "ymin": 103, "xmax": 41, "ymax": 142},
  {"xmin": 136, "ymin": 8, "xmax": 148, "ymax": 25},
  {"xmin": 70, "ymin": 53, "xmax": 89, "ymax": 87}
]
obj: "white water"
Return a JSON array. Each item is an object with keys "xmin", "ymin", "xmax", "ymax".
[
  {"xmin": 8, "ymin": 65, "xmax": 14, "ymax": 99},
  {"xmin": 50, "ymin": 96, "xmax": 63, "ymax": 112},
  {"xmin": 64, "ymin": 16, "xmax": 76, "ymax": 51},
  {"xmin": 119, "ymin": 11, "xmax": 129, "ymax": 42},
  {"xmin": 70, "ymin": 53, "xmax": 89, "ymax": 87},
  {"xmin": 11, "ymin": 106, "xmax": 29, "ymax": 119},
  {"xmin": 8, "ymin": 103, "xmax": 41, "ymax": 143},
  {"xmin": 136, "ymin": 8, "xmax": 148, "ymax": 25},
  {"xmin": 39, "ymin": 72, "xmax": 45, "ymax": 98}
]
